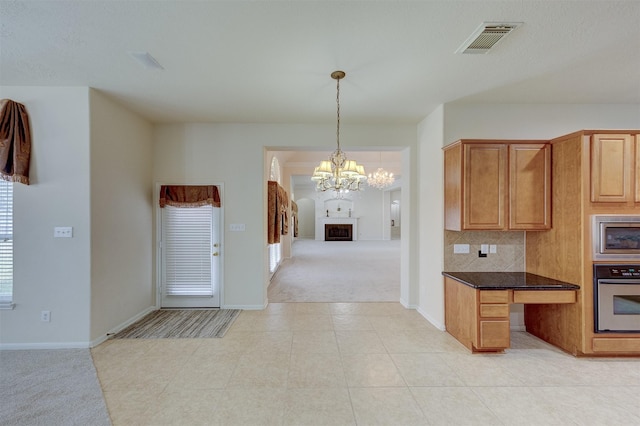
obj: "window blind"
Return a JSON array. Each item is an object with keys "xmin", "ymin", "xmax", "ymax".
[
  {"xmin": 0, "ymin": 181, "xmax": 13, "ymax": 303},
  {"xmin": 162, "ymin": 205, "xmax": 213, "ymax": 296}
]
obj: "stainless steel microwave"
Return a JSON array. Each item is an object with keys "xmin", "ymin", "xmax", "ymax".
[{"xmin": 593, "ymin": 215, "xmax": 640, "ymax": 260}]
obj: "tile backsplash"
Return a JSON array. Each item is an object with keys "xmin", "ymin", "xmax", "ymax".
[{"xmin": 444, "ymin": 230, "xmax": 525, "ymax": 272}]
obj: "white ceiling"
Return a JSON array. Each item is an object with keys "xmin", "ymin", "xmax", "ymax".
[{"xmin": 2, "ymin": 0, "xmax": 639, "ymax": 127}]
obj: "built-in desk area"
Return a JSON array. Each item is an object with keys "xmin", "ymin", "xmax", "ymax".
[{"xmin": 442, "ymin": 272, "xmax": 579, "ymax": 353}]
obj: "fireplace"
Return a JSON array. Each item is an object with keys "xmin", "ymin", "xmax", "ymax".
[{"xmin": 325, "ymin": 224, "xmax": 353, "ymax": 241}]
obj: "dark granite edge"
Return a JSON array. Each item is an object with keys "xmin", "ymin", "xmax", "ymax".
[{"xmin": 442, "ymin": 271, "xmax": 580, "ymax": 290}]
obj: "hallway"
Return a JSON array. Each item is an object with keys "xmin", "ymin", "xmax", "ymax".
[{"xmin": 268, "ymin": 239, "xmax": 400, "ymax": 303}]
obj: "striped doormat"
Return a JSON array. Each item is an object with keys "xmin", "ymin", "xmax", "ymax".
[{"xmin": 112, "ymin": 309, "xmax": 241, "ymax": 339}]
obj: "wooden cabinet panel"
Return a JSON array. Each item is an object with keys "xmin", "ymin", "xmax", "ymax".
[
  {"xmin": 591, "ymin": 134, "xmax": 633, "ymax": 202},
  {"xmin": 633, "ymin": 135, "xmax": 640, "ymax": 203},
  {"xmin": 509, "ymin": 144, "xmax": 551, "ymax": 230},
  {"xmin": 513, "ymin": 290, "xmax": 576, "ymax": 304},
  {"xmin": 480, "ymin": 304, "xmax": 509, "ymax": 318},
  {"xmin": 480, "ymin": 290, "xmax": 509, "ymax": 303},
  {"xmin": 463, "ymin": 144, "xmax": 506, "ymax": 230},
  {"xmin": 592, "ymin": 337, "xmax": 640, "ymax": 353},
  {"xmin": 444, "ymin": 144, "xmax": 463, "ymax": 231},
  {"xmin": 479, "ymin": 320, "xmax": 510, "ymax": 348}
]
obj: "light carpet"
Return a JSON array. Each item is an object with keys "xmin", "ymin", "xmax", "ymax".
[
  {"xmin": 112, "ymin": 309, "xmax": 240, "ymax": 339},
  {"xmin": 0, "ymin": 349, "xmax": 111, "ymax": 426},
  {"xmin": 268, "ymin": 239, "xmax": 400, "ymax": 302}
]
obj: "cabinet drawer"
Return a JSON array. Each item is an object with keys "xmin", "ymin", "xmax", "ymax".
[
  {"xmin": 480, "ymin": 304, "xmax": 509, "ymax": 318},
  {"xmin": 513, "ymin": 290, "xmax": 576, "ymax": 304},
  {"xmin": 480, "ymin": 290, "xmax": 509, "ymax": 304},
  {"xmin": 479, "ymin": 320, "xmax": 510, "ymax": 349}
]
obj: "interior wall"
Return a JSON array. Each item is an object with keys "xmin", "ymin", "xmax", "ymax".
[
  {"xmin": 89, "ymin": 89, "xmax": 154, "ymax": 343},
  {"xmin": 296, "ymin": 198, "xmax": 315, "ymax": 238},
  {"xmin": 154, "ymin": 123, "xmax": 416, "ymax": 309},
  {"xmin": 416, "ymin": 105, "xmax": 445, "ymax": 328},
  {"xmin": 444, "ymin": 103, "xmax": 640, "ymax": 144},
  {"xmin": 0, "ymin": 86, "xmax": 92, "ymax": 348}
]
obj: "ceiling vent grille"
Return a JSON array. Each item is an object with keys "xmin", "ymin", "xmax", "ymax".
[{"xmin": 456, "ymin": 22, "xmax": 522, "ymax": 54}]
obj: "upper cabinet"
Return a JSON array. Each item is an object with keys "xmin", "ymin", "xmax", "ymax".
[
  {"xmin": 590, "ymin": 134, "xmax": 636, "ymax": 204},
  {"xmin": 444, "ymin": 140, "xmax": 551, "ymax": 231}
]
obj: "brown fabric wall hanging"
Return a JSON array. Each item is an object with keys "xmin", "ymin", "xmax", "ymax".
[
  {"xmin": 291, "ymin": 201, "xmax": 299, "ymax": 237},
  {"xmin": 267, "ymin": 181, "xmax": 289, "ymax": 244},
  {"xmin": 0, "ymin": 99, "xmax": 32, "ymax": 185},
  {"xmin": 159, "ymin": 185, "xmax": 221, "ymax": 208}
]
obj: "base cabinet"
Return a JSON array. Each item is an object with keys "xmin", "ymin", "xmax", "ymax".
[
  {"xmin": 445, "ymin": 277, "xmax": 578, "ymax": 353},
  {"xmin": 444, "ymin": 278, "xmax": 511, "ymax": 352}
]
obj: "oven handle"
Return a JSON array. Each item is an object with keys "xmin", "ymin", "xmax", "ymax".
[{"xmin": 598, "ymin": 279, "xmax": 640, "ymax": 285}]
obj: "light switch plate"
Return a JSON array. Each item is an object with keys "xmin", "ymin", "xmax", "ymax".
[
  {"xmin": 489, "ymin": 244, "xmax": 497, "ymax": 254},
  {"xmin": 480, "ymin": 244, "xmax": 489, "ymax": 254}
]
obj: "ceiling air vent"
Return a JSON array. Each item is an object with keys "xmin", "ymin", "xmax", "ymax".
[{"xmin": 456, "ymin": 22, "xmax": 522, "ymax": 54}]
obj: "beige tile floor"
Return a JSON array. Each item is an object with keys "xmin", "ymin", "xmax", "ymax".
[{"xmin": 91, "ymin": 302, "xmax": 640, "ymax": 426}]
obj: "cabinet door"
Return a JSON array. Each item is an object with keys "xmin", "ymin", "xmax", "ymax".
[
  {"xmin": 479, "ymin": 320, "xmax": 510, "ymax": 349},
  {"xmin": 509, "ymin": 144, "xmax": 551, "ymax": 230},
  {"xmin": 463, "ymin": 144, "xmax": 507, "ymax": 230},
  {"xmin": 591, "ymin": 134, "xmax": 633, "ymax": 203}
]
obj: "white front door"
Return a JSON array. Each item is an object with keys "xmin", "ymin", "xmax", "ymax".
[{"xmin": 160, "ymin": 204, "xmax": 220, "ymax": 308}]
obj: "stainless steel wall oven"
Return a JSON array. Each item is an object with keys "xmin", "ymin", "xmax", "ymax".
[{"xmin": 594, "ymin": 264, "xmax": 640, "ymax": 333}]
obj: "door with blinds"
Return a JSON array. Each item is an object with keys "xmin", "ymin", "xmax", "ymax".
[{"xmin": 160, "ymin": 201, "xmax": 221, "ymax": 308}]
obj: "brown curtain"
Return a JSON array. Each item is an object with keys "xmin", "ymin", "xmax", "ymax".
[
  {"xmin": 291, "ymin": 201, "xmax": 298, "ymax": 237},
  {"xmin": 159, "ymin": 185, "xmax": 221, "ymax": 208},
  {"xmin": 0, "ymin": 99, "xmax": 31, "ymax": 185},
  {"xmin": 267, "ymin": 181, "xmax": 289, "ymax": 244}
]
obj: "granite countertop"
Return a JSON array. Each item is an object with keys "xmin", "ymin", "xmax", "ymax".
[{"xmin": 442, "ymin": 271, "xmax": 580, "ymax": 290}]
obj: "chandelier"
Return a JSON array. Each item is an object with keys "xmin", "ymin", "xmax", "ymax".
[
  {"xmin": 367, "ymin": 152, "xmax": 395, "ymax": 190},
  {"xmin": 311, "ymin": 71, "xmax": 366, "ymax": 193}
]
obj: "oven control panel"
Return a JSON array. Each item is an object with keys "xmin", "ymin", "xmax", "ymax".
[
  {"xmin": 595, "ymin": 265, "xmax": 640, "ymax": 278},
  {"xmin": 609, "ymin": 267, "xmax": 640, "ymax": 277}
]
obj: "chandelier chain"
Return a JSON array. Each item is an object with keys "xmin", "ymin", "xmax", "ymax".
[{"xmin": 336, "ymin": 76, "xmax": 340, "ymax": 151}]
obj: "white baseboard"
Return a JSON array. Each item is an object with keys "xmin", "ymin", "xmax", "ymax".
[
  {"xmin": 416, "ymin": 306, "xmax": 446, "ymax": 331},
  {"xmin": 95, "ymin": 305, "xmax": 157, "ymax": 347},
  {"xmin": 0, "ymin": 341, "xmax": 91, "ymax": 350},
  {"xmin": 223, "ymin": 304, "xmax": 265, "ymax": 310}
]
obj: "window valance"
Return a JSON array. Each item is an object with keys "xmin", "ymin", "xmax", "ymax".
[
  {"xmin": 267, "ymin": 181, "xmax": 289, "ymax": 244},
  {"xmin": 159, "ymin": 185, "xmax": 221, "ymax": 208},
  {"xmin": 0, "ymin": 99, "xmax": 31, "ymax": 185}
]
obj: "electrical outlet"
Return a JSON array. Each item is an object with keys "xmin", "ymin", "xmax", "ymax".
[
  {"xmin": 229, "ymin": 224, "xmax": 245, "ymax": 231},
  {"xmin": 41, "ymin": 310, "xmax": 51, "ymax": 322},
  {"xmin": 54, "ymin": 227, "xmax": 73, "ymax": 238},
  {"xmin": 489, "ymin": 244, "xmax": 497, "ymax": 254},
  {"xmin": 453, "ymin": 244, "xmax": 470, "ymax": 254}
]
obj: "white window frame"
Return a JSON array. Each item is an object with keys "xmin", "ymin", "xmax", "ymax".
[{"xmin": 0, "ymin": 180, "xmax": 14, "ymax": 309}]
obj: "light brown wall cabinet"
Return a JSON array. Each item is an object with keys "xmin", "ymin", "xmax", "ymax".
[
  {"xmin": 444, "ymin": 140, "xmax": 551, "ymax": 231},
  {"xmin": 590, "ymin": 134, "xmax": 638, "ymax": 204}
]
